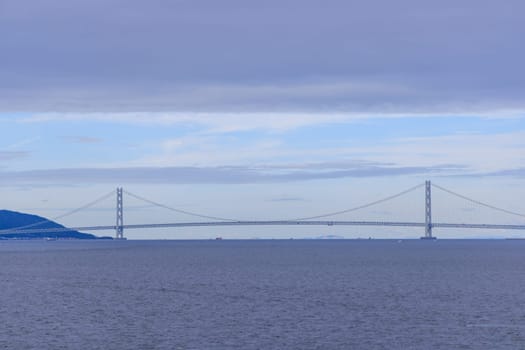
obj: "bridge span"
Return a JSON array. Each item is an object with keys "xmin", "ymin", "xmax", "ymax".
[
  {"xmin": 2, "ymin": 181, "xmax": 524, "ymax": 239},
  {"xmin": 5, "ymin": 220, "xmax": 525, "ymax": 238}
]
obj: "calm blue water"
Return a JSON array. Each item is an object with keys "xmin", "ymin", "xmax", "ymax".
[{"xmin": 1, "ymin": 239, "xmax": 525, "ymax": 349}]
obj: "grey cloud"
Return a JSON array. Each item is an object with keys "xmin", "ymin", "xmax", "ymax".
[
  {"xmin": 0, "ymin": 151, "xmax": 30, "ymax": 161},
  {"xmin": 0, "ymin": 0, "xmax": 523, "ymax": 113},
  {"xmin": 0, "ymin": 162, "xmax": 468, "ymax": 186},
  {"xmin": 482, "ymin": 168, "xmax": 525, "ymax": 177}
]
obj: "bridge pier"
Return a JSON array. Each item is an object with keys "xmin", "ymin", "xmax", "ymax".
[
  {"xmin": 421, "ymin": 180, "xmax": 436, "ymax": 240},
  {"xmin": 115, "ymin": 187, "xmax": 125, "ymax": 240}
]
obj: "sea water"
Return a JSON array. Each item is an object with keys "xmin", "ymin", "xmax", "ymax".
[{"xmin": 1, "ymin": 239, "xmax": 525, "ymax": 349}]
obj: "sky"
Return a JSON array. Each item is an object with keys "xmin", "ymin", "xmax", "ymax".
[{"xmin": 1, "ymin": 0, "xmax": 525, "ymax": 239}]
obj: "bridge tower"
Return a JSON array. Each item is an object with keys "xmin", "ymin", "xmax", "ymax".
[
  {"xmin": 421, "ymin": 180, "xmax": 436, "ymax": 239},
  {"xmin": 116, "ymin": 187, "xmax": 125, "ymax": 240}
]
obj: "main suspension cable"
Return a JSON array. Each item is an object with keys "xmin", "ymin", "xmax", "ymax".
[
  {"xmin": 123, "ymin": 190, "xmax": 240, "ymax": 222},
  {"xmin": 291, "ymin": 183, "xmax": 425, "ymax": 221},
  {"xmin": 432, "ymin": 183, "xmax": 525, "ymax": 219}
]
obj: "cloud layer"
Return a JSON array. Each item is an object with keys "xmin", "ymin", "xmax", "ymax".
[
  {"xmin": 1, "ymin": 0, "xmax": 524, "ymax": 114},
  {"xmin": 0, "ymin": 162, "xmax": 486, "ymax": 186},
  {"xmin": 0, "ymin": 151, "xmax": 29, "ymax": 161}
]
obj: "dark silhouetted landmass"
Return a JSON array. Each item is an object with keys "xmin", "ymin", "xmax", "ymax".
[{"xmin": 0, "ymin": 210, "xmax": 112, "ymax": 240}]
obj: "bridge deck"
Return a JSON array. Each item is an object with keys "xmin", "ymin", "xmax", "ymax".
[{"xmin": 2, "ymin": 220, "xmax": 525, "ymax": 235}]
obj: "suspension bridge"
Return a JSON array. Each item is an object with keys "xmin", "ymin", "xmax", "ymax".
[{"xmin": 2, "ymin": 181, "xmax": 525, "ymax": 239}]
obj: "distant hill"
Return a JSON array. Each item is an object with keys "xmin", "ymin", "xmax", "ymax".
[
  {"xmin": 315, "ymin": 235, "xmax": 345, "ymax": 239},
  {"xmin": 0, "ymin": 210, "xmax": 111, "ymax": 240}
]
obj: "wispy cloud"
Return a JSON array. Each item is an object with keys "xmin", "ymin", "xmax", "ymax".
[
  {"xmin": 127, "ymin": 129, "xmax": 525, "ymax": 174},
  {"xmin": 0, "ymin": 162, "xmax": 467, "ymax": 186},
  {"xmin": 267, "ymin": 197, "xmax": 307, "ymax": 202},
  {"xmin": 374, "ymin": 131, "xmax": 525, "ymax": 173},
  {"xmin": 0, "ymin": 151, "xmax": 30, "ymax": 161},
  {"xmin": 16, "ymin": 111, "xmax": 366, "ymax": 132},
  {"xmin": 61, "ymin": 136, "xmax": 103, "ymax": 144},
  {"xmin": 483, "ymin": 168, "xmax": 525, "ymax": 177},
  {"xmin": 3, "ymin": 137, "xmax": 40, "ymax": 150}
]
